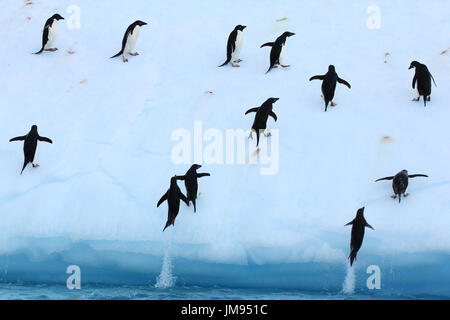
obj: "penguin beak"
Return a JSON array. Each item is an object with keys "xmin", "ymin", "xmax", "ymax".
[
  {"xmin": 408, "ymin": 65, "xmax": 413, "ymax": 69},
  {"xmin": 274, "ymin": 98, "xmax": 279, "ymax": 102},
  {"xmin": 142, "ymin": 22, "xmax": 148, "ymax": 26},
  {"xmin": 242, "ymin": 26, "xmax": 247, "ymax": 29}
]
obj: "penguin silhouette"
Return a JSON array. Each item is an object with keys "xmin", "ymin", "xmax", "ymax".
[
  {"xmin": 245, "ymin": 97, "xmax": 278, "ymax": 147},
  {"xmin": 157, "ymin": 175, "xmax": 189, "ymax": 231},
  {"xmin": 218, "ymin": 25, "xmax": 246, "ymax": 67},
  {"xmin": 111, "ymin": 20, "xmax": 148, "ymax": 62},
  {"xmin": 34, "ymin": 14, "xmax": 65, "ymax": 54},
  {"xmin": 409, "ymin": 61, "xmax": 437, "ymax": 106},
  {"xmin": 375, "ymin": 169, "xmax": 428, "ymax": 203},
  {"xmin": 9, "ymin": 125, "xmax": 53, "ymax": 174},
  {"xmin": 345, "ymin": 207, "xmax": 374, "ymax": 266},
  {"xmin": 260, "ymin": 32, "xmax": 295, "ymax": 73},
  {"xmin": 177, "ymin": 164, "xmax": 210, "ymax": 212}
]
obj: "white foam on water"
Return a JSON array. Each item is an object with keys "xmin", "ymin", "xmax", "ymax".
[
  {"xmin": 154, "ymin": 239, "xmax": 176, "ymax": 289},
  {"xmin": 342, "ymin": 263, "xmax": 355, "ymax": 295}
]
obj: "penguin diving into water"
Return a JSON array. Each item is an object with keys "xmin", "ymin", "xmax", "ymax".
[
  {"xmin": 409, "ymin": 61, "xmax": 437, "ymax": 106},
  {"xmin": 245, "ymin": 97, "xmax": 278, "ymax": 147},
  {"xmin": 309, "ymin": 65, "xmax": 351, "ymax": 112},
  {"xmin": 34, "ymin": 14, "xmax": 65, "ymax": 54},
  {"xmin": 260, "ymin": 31, "xmax": 295, "ymax": 73},
  {"xmin": 157, "ymin": 176, "xmax": 190, "ymax": 231},
  {"xmin": 177, "ymin": 164, "xmax": 210, "ymax": 213},
  {"xmin": 111, "ymin": 20, "xmax": 148, "ymax": 62},
  {"xmin": 375, "ymin": 169, "xmax": 428, "ymax": 203},
  {"xmin": 9, "ymin": 125, "xmax": 53, "ymax": 174},
  {"xmin": 218, "ymin": 25, "xmax": 246, "ymax": 68},
  {"xmin": 345, "ymin": 207, "xmax": 374, "ymax": 267}
]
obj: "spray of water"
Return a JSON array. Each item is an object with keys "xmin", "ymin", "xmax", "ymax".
[
  {"xmin": 155, "ymin": 239, "xmax": 176, "ymax": 289},
  {"xmin": 342, "ymin": 263, "xmax": 355, "ymax": 295}
]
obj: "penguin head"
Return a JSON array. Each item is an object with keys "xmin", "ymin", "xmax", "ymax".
[
  {"xmin": 400, "ymin": 169, "xmax": 408, "ymax": 176},
  {"xmin": 235, "ymin": 25, "xmax": 247, "ymax": 31},
  {"xmin": 267, "ymin": 97, "xmax": 279, "ymax": 104},
  {"xmin": 191, "ymin": 164, "xmax": 202, "ymax": 170},
  {"xmin": 328, "ymin": 65, "xmax": 336, "ymax": 72},
  {"xmin": 409, "ymin": 61, "xmax": 420, "ymax": 69},
  {"xmin": 51, "ymin": 14, "xmax": 65, "ymax": 21},
  {"xmin": 356, "ymin": 207, "xmax": 365, "ymax": 217},
  {"xmin": 31, "ymin": 125, "xmax": 38, "ymax": 130},
  {"xmin": 170, "ymin": 175, "xmax": 180, "ymax": 184},
  {"xmin": 282, "ymin": 31, "xmax": 295, "ymax": 38},
  {"xmin": 135, "ymin": 20, "xmax": 148, "ymax": 27}
]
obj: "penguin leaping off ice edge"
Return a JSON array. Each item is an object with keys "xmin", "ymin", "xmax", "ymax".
[{"xmin": 111, "ymin": 20, "xmax": 148, "ymax": 62}]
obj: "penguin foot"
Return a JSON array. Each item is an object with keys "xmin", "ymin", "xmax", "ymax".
[
  {"xmin": 232, "ymin": 63, "xmax": 240, "ymax": 67},
  {"xmin": 129, "ymin": 52, "xmax": 139, "ymax": 56},
  {"xmin": 391, "ymin": 194, "xmax": 397, "ymax": 199},
  {"xmin": 281, "ymin": 65, "xmax": 290, "ymax": 68},
  {"xmin": 44, "ymin": 48, "xmax": 58, "ymax": 52},
  {"xmin": 122, "ymin": 56, "xmax": 128, "ymax": 63},
  {"xmin": 427, "ymin": 97, "xmax": 431, "ymax": 101},
  {"xmin": 404, "ymin": 193, "xmax": 409, "ymax": 197},
  {"xmin": 412, "ymin": 97, "xmax": 420, "ymax": 101},
  {"xmin": 233, "ymin": 59, "xmax": 242, "ymax": 63},
  {"xmin": 32, "ymin": 163, "xmax": 39, "ymax": 168},
  {"xmin": 264, "ymin": 132, "xmax": 271, "ymax": 137},
  {"xmin": 273, "ymin": 65, "xmax": 278, "ymax": 68},
  {"xmin": 330, "ymin": 101, "xmax": 337, "ymax": 106}
]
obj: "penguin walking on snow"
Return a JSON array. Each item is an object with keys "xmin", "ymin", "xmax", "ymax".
[
  {"xmin": 111, "ymin": 20, "xmax": 148, "ymax": 62},
  {"xmin": 375, "ymin": 169, "xmax": 428, "ymax": 203},
  {"xmin": 34, "ymin": 14, "xmax": 65, "ymax": 54},
  {"xmin": 177, "ymin": 164, "xmax": 210, "ymax": 213},
  {"xmin": 9, "ymin": 125, "xmax": 53, "ymax": 174},
  {"xmin": 409, "ymin": 61, "xmax": 436, "ymax": 106},
  {"xmin": 157, "ymin": 176, "xmax": 189, "ymax": 231},
  {"xmin": 218, "ymin": 25, "xmax": 246, "ymax": 67},
  {"xmin": 309, "ymin": 65, "xmax": 351, "ymax": 112},
  {"xmin": 345, "ymin": 207, "xmax": 374, "ymax": 267},
  {"xmin": 245, "ymin": 97, "xmax": 278, "ymax": 147},
  {"xmin": 260, "ymin": 31, "xmax": 295, "ymax": 73}
]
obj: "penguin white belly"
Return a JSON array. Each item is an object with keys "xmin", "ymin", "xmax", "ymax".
[
  {"xmin": 125, "ymin": 26, "xmax": 140, "ymax": 53},
  {"xmin": 231, "ymin": 30, "xmax": 243, "ymax": 61},
  {"xmin": 279, "ymin": 44, "xmax": 285, "ymax": 65},
  {"xmin": 45, "ymin": 20, "xmax": 59, "ymax": 48}
]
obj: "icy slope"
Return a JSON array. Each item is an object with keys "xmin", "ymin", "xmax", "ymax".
[{"xmin": 0, "ymin": 0, "xmax": 449, "ymax": 293}]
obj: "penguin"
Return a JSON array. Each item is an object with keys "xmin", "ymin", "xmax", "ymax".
[
  {"xmin": 309, "ymin": 65, "xmax": 351, "ymax": 112},
  {"xmin": 345, "ymin": 207, "xmax": 374, "ymax": 267},
  {"xmin": 260, "ymin": 32, "xmax": 295, "ymax": 73},
  {"xmin": 111, "ymin": 20, "xmax": 148, "ymax": 62},
  {"xmin": 177, "ymin": 164, "xmax": 210, "ymax": 213},
  {"xmin": 245, "ymin": 97, "xmax": 278, "ymax": 147},
  {"xmin": 218, "ymin": 25, "xmax": 247, "ymax": 67},
  {"xmin": 409, "ymin": 61, "xmax": 437, "ymax": 106},
  {"xmin": 157, "ymin": 175, "xmax": 190, "ymax": 231},
  {"xmin": 34, "ymin": 14, "xmax": 65, "ymax": 54},
  {"xmin": 9, "ymin": 125, "xmax": 53, "ymax": 174},
  {"xmin": 375, "ymin": 169, "xmax": 428, "ymax": 203}
]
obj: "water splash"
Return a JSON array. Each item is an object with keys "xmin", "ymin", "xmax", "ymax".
[
  {"xmin": 154, "ymin": 241, "xmax": 176, "ymax": 289},
  {"xmin": 342, "ymin": 263, "xmax": 355, "ymax": 295}
]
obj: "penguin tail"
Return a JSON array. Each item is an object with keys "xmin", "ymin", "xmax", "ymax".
[
  {"xmin": 218, "ymin": 59, "xmax": 230, "ymax": 67},
  {"xmin": 349, "ymin": 251, "xmax": 357, "ymax": 266},
  {"xmin": 34, "ymin": 47, "xmax": 44, "ymax": 54},
  {"xmin": 398, "ymin": 193, "xmax": 401, "ymax": 203},
  {"xmin": 265, "ymin": 66, "xmax": 273, "ymax": 74},
  {"xmin": 192, "ymin": 199, "xmax": 197, "ymax": 213},
  {"xmin": 256, "ymin": 130, "xmax": 260, "ymax": 147},
  {"xmin": 325, "ymin": 100, "xmax": 329, "ymax": 112},
  {"xmin": 163, "ymin": 220, "xmax": 173, "ymax": 232},
  {"xmin": 423, "ymin": 95, "xmax": 427, "ymax": 107},
  {"xmin": 110, "ymin": 50, "xmax": 123, "ymax": 59},
  {"xmin": 20, "ymin": 160, "xmax": 28, "ymax": 175}
]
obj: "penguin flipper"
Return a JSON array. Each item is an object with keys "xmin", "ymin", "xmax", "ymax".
[
  {"xmin": 179, "ymin": 191, "xmax": 189, "ymax": 206},
  {"xmin": 337, "ymin": 77, "xmax": 351, "ymax": 89},
  {"xmin": 157, "ymin": 191, "xmax": 168, "ymax": 207},
  {"xmin": 9, "ymin": 135, "xmax": 26, "ymax": 142},
  {"xmin": 176, "ymin": 175, "xmax": 186, "ymax": 181},
  {"xmin": 309, "ymin": 75, "xmax": 325, "ymax": 81},
  {"xmin": 412, "ymin": 74, "xmax": 417, "ymax": 89},
  {"xmin": 408, "ymin": 174, "xmax": 428, "ymax": 178},
  {"xmin": 269, "ymin": 111, "xmax": 277, "ymax": 122},
  {"xmin": 38, "ymin": 136, "xmax": 53, "ymax": 144},
  {"xmin": 260, "ymin": 42, "xmax": 274, "ymax": 48},
  {"xmin": 197, "ymin": 173, "xmax": 210, "ymax": 178},
  {"xmin": 375, "ymin": 176, "xmax": 394, "ymax": 182},
  {"xmin": 430, "ymin": 73, "xmax": 437, "ymax": 87},
  {"xmin": 344, "ymin": 219, "xmax": 354, "ymax": 226},
  {"xmin": 245, "ymin": 107, "xmax": 259, "ymax": 115},
  {"xmin": 365, "ymin": 223, "xmax": 375, "ymax": 230}
]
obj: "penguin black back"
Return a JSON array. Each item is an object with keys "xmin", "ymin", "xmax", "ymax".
[
  {"xmin": 177, "ymin": 164, "xmax": 211, "ymax": 212},
  {"xmin": 409, "ymin": 61, "xmax": 436, "ymax": 106},
  {"xmin": 9, "ymin": 125, "xmax": 53, "ymax": 174},
  {"xmin": 345, "ymin": 207, "xmax": 374, "ymax": 266},
  {"xmin": 309, "ymin": 65, "xmax": 351, "ymax": 111},
  {"xmin": 245, "ymin": 97, "xmax": 278, "ymax": 146},
  {"xmin": 157, "ymin": 175, "xmax": 189, "ymax": 231}
]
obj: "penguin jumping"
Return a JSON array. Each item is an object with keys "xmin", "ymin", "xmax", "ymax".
[
  {"xmin": 345, "ymin": 207, "xmax": 374, "ymax": 267},
  {"xmin": 375, "ymin": 169, "xmax": 428, "ymax": 203},
  {"xmin": 245, "ymin": 97, "xmax": 278, "ymax": 147},
  {"xmin": 260, "ymin": 31, "xmax": 295, "ymax": 73},
  {"xmin": 309, "ymin": 65, "xmax": 351, "ymax": 112},
  {"xmin": 409, "ymin": 61, "xmax": 437, "ymax": 106},
  {"xmin": 218, "ymin": 25, "xmax": 246, "ymax": 67},
  {"xmin": 9, "ymin": 125, "xmax": 53, "ymax": 174},
  {"xmin": 177, "ymin": 164, "xmax": 210, "ymax": 213},
  {"xmin": 111, "ymin": 20, "xmax": 148, "ymax": 62},
  {"xmin": 157, "ymin": 176, "xmax": 189, "ymax": 231},
  {"xmin": 34, "ymin": 14, "xmax": 65, "ymax": 54}
]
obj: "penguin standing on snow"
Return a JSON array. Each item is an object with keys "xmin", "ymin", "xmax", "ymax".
[
  {"xmin": 177, "ymin": 164, "xmax": 210, "ymax": 213},
  {"xmin": 345, "ymin": 207, "xmax": 374, "ymax": 267},
  {"xmin": 309, "ymin": 65, "xmax": 351, "ymax": 112},
  {"xmin": 218, "ymin": 25, "xmax": 247, "ymax": 67},
  {"xmin": 375, "ymin": 169, "xmax": 428, "ymax": 203},
  {"xmin": 157, "ymin": 176, "xmax": 189, "ymax": 231},
  {"xmin": 409, "ymin": 61, "xmax": 437, "ymax": 106},
  {"xmin": 9, "ymin": 125, "xmax": 53, "ymax": 174},
  {"xmin": 260, "ymin": 31, "xmax": 295, "ymax": 73},
  {"xmin": 111, "ymin": 20, "xmax": 148, "ymax": 62},
  {"xmin": 34, "ymin": 14, "xmax": 65, "ymax": 54},
  {"xmin": 245, "ymin": 97, "xmax": 278, "ymax": 147}
]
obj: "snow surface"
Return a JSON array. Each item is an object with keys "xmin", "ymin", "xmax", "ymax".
[{"xmin": 0, "ymin": 0, "xmax": 449, "ymax": 295}]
